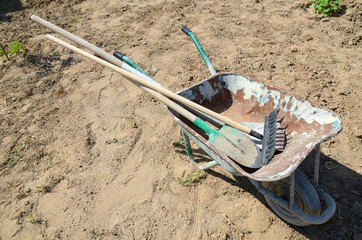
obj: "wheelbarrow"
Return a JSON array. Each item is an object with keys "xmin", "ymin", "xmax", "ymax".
[
  {"xmin": 162, "ymin": 27, "xmax": 343, "ymax": 226},
  {"xmin": 32, "ymin": 15, "xmax": 342, "ymax": 226},
  {"xmin": 113, "ymin": 49, "xmax": 342, "ymax": 226}
]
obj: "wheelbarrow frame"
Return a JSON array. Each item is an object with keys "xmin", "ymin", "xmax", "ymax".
[{"xmin": 168, "ymin": 72, "xmax": 342, "ymax": 226}]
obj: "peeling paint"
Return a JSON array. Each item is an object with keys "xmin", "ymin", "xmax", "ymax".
[
  {"xmin": 179, "ymin": 89, "xmax": 197, "ymax": 101},
  {"xmin": 220, "ymin": 74, "xmax": 341, "ymax": 130},
  {"xmin": 198, "ymin": 81, "xmax": 219, "ymax": 102},
  {"xmin": 178, "ymin": 81, "xmax": 219, "ymax": 104},
  {"xmin": 221, "ymin": 75, "xmax": 281, "ymax": 107},
  {"xmin": 280, "ymin": 95, "xmax": 341, "ymax": 130}
]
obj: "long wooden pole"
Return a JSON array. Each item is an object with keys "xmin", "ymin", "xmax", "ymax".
[{"xmin": 31, "ymin": 15, "xmax": 256, "ymax": 136}]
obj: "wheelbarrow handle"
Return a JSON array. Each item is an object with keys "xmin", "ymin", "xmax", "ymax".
[
  {"xmin": 181, "ymin": 26, "xmax": 191, "ymax": 35},
  {"xmin": 181, "ymin": 26, "xmax": 216, "ymax": 75}
]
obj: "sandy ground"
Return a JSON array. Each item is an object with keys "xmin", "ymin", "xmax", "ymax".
[{"xmin": 0, "ymin": 0, "xmax": 361, "ymax": 239}]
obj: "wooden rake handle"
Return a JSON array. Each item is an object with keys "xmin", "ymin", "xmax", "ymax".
[
  {"xmin": 46, "ymin": 35, "xmax": 253, "ymax": 134},
  {"xmin": 31, "ymin": 15, "xmax": 253, "ymax": 135}
]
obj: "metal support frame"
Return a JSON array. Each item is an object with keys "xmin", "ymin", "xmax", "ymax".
[
  {"xmin": 181, "ymin": 129, "xmax": 219, "ymax": 171},
  {"xmin": 180, "ymin": 122, "xmax": 335, "ymax": 225},
  {"xmin": 314, "ymin": 143, "xmax": 321, "ymax": 186}
]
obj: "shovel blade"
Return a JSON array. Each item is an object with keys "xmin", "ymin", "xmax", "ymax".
[{"xmin": 209, "ymin": 125, "xmax": 262, "ymax": 168}]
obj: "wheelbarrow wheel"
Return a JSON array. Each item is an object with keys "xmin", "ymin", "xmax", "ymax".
[{"xmin": 261, "ymin": 170, "xmax": 321, "ymax": 226}]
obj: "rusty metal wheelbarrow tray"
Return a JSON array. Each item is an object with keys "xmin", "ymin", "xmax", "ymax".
[{"xmin": 168, "ymin": 72, "xmax": 342, "ymax": 182}]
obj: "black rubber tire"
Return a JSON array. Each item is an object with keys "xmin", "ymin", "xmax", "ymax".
[{"xmin": 261, "ymin": 170, "xmax": 321, "ymax": 226}]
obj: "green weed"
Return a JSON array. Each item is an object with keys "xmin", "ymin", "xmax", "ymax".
[
  {"xmin": 9, "ymin": 39, "xmax": 26, "ymax": 54},
  {"xmin": 123, "ymin": 113, "xmax": 136, "ymax": 127},
  {"xmin": 310, "ymin": 0, "xmax": 341, "ymax": 16},
  {"xmin": 13, "ymin": 148, "xmax": 19, "ymax": 157},
  {"xmin": 178, "ymin": 137, "xmax": 185, "ymax": 145},
  {"xmin": 36, "ymin": 183, "xmax": 54, "ymax": 193},
  {"xmin": 216, "ymin": 190, "xmax": 229, "ymax": 198},
  {"xmin": 178, "ymin": 172, "xmax": 207, "ymax": 186},
  {"xmin": 25, "ymin": 214, "xmax": 35, "ymax": 223},
  {"xmin": 85, "ymin": 227, "xmax": 96, "ymax": 234}
]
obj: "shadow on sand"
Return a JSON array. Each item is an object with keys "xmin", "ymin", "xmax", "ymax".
[{"xmin": 173, "ymin": 142, "xmax": 361, "ymax": 239}]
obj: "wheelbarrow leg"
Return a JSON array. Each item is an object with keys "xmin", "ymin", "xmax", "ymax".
[
  {"xmin": 314, "ymin": 143, "xmax": 321, "ymax": 186},
  {"xmin": 181, "ymin": 129, "xmax": 219, "ymax": 170}
]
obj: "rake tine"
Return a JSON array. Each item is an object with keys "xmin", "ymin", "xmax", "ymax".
[{"xmin": 261, "ymin": 107, "xmax": 280, "ymax": 165}]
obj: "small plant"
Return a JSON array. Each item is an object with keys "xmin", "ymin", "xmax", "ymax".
[
  {"xmin": 13, "ymin": 148, "xmax": 19, "ymax": 157},
  {"xmin": 178, "ymin": 172, "xmax": 207, "ymax": 186},
  {"xmin": 173, "ymin": 137, "xmax": 185, "ymax": 147},
  {"xmin": 85, "ymin": 227, "xmax": 96, "ymax": 235},
  {"xmin": 36, "ymin": 183, "xmax": 54, "ymax": 193},
  {"xmin": 123, "ymin": 113, "xmax": 137, "ymax": 127},
  {"xmin": 216, "ymin": 190, "xmax": 229, "ymax": 198},
  {"xmin": 25, "ymin": 214, "xmax": 35, "ymax": 223},
  {"xmin": 310, "ymin": 0, "xmax": 341, "ymax": 16},
  {"xmin": 178, "ymin": 137, "xmax": 185, "ymax": 145},
  {"xmin": 9, "ymin": 39, "xmax": 26, "ymax": 54}
]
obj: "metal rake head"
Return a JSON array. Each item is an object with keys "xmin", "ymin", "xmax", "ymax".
[{"xmin": 261, "ymin": 107, "xmax": 279, "ymax": 165}]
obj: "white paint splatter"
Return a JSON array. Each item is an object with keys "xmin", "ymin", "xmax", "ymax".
[
  {"xmin": 280, "ymin": 95, "xmax": 340, "ymax": 129},
  {"xmin": 221, "ymin": 75, "xmax": 281, "ymax": 107},
  {"xmin": 198, "ymin": 81, "xmax": 219, "ymax": 102}
]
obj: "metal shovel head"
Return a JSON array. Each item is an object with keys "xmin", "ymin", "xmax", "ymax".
[{"xmin": 209, "ymin": 125, "xmax": 262, "ymax": 168}]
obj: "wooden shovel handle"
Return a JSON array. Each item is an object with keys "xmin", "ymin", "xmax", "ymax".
[
  {"xmin": 31, "ymin": 15, "xmax": 251, "ymax": 135},
  {"xmin": 46, "ymin": 34, "xmax": 252, "ymax": 134}
]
